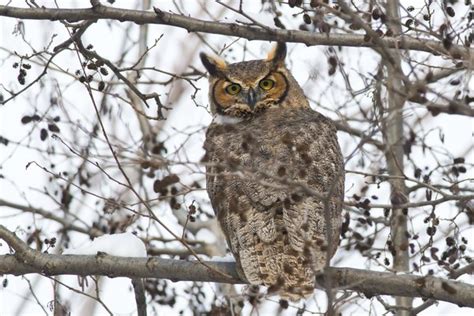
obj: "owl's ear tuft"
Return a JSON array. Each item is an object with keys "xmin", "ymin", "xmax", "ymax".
[
  {"xmin": 266, "ymin": 42, "xmax": 287, "ymax": 66},
  {"xmin": 200, "ymin": 52, "xmax": 227, "ymax": 77}
]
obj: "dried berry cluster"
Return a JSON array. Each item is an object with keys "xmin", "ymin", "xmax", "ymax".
[
  {"xmin": 75, "ymin": 53, "xmax": 109, "ymax": 91},
  {"xmin": 21, "ymin": 113, "xmax": 61, "ymax": 141},
  {"xmin": 13, "ymin": 61, "xmax": 31, "ymax": 85}
]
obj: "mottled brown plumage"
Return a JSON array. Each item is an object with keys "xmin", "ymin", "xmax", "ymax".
[{"xmin": 201, "ymin": 43, "xmax": 344, "ymax": 301}]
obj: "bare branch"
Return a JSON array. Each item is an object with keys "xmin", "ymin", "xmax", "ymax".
[
  {"xmin": 449, "ymin": 262, "xmax": 474, "ymax": 280},
  {"xmin": 0, "ymin": 5, "xmax": 471, "ymax": 60},
  {"xmin": 1, "ymin": 225, "xmax": 473, "ymax": 308},
  {"xmin": 380, "ymin": 0, "xmax": 412, "ymax": 311},
  {"xmin": 131, "ymin": 278, "xmax": 147, "ymax": 316},
  {"xmin": 425, "ymin": 102, "xmax": 474, "ymax": 117},
  {"xmin": 334, "ymin": 120, "xmax": 385, "ymax": 150},
  {"xmin": 0, "ymin": 198, "xmax": 101, "ymax": 237},
  {"xmin": 1, "ymin": 254, "xmax": 473, "ymax": 308}
]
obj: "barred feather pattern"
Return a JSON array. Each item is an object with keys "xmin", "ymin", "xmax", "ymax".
[{"xmin": 204, "ymin": 107, "xmax": 344, "ymax": 301}]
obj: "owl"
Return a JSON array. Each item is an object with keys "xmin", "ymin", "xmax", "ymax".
[{"xmin": 201, "ymin": 43, "xmax": 344, "ymax": 301}]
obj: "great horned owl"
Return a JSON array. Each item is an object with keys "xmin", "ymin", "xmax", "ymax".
[{"xmin": 201, "ymin": 43, "xmax": 344, "ymax": 301}]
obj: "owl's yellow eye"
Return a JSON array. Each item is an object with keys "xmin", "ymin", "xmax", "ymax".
[
  {"xmin": 259, "ymin": 79, "xmax": 275, "ymax": 90},
  {"xmin": 225, "ymin": 83, "xmax": 241, "ymax": 95}
]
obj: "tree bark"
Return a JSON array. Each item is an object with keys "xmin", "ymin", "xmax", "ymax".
[
  {"xmin": 384, "ymin": 1, "xmax": 411, "ymax": 314},
  {"xmin": 0, "ymin": 225, "xmax": 473, "ymax": 308},
  {"xmin": 0, "ymin": 5, "xmax": 471, "ymax": 60}
]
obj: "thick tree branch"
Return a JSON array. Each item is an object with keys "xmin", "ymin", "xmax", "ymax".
[
  {"xmin": 1, "ymin": 225, "xmax": 474, "ymax": 308},
  {"xmin": 0, "ymin": 5, "xmax": 472, "ymax": 60},
  {"xmin": 1, "ymin": 254, "xmax": 473, "ymax": 308},
  {"xmin": 383, "ymin": 0, "xmax": 412, "ymax": 312}
]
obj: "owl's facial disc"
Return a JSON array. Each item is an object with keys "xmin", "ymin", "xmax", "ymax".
[{"xmin": 212, "ymin": 72, "xmax": 288, "ymax": 118}]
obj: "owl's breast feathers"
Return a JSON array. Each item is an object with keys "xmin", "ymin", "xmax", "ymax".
[{"xmin": 204, "ymin": 107, "xmax": 344, "ymax": 301}]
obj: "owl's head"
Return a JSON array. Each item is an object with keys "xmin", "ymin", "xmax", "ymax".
[{"xmin": 200, "ymin": 43, "xmax": 309, "ymax": 118}]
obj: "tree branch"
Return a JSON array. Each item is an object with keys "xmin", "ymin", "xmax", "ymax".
[
  {"xmin": 425, "ymin": 102, "xmax": 474, "ymax": 117},
  {"xmin": 1, "ymin": 254, "xmax": 473, "ymax": 308},
  {"xmin": 0, "ymin": 5, "xmax": 471, "ymax": 60},
  {"xmin": 449, "ymin": 262, "xmax": 474, "ymax": 280},
  {"xmin": 1, "ymin": 225, "xmax": 473, "ymax": 308},
  {"xmin": 131, "ymin": 278, "xmax": 147, "ymax": 316},
  {"xmin": 0, "ymin": 198, "xmax": 101, "ymax": 237},
  {"xmin": 383, "ymin": 0, "xmax": 412, "ymax": 312},
  {"xmin": 333, "ymin": 120, "xmax": 385, "ymax": 150}
]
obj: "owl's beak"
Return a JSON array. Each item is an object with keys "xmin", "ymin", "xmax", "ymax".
[{"xmin": 247, "ymin": 88, "xmax": 257, "ymax": 109}]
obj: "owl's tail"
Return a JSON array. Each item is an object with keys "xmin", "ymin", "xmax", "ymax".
[
  {"xmin": 237, "ymin": 240, "xmax": 318, "ymax": 302},
  {"xmin": 266, "ymin": 258, "xmax": 317, "ymax": 302}
]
